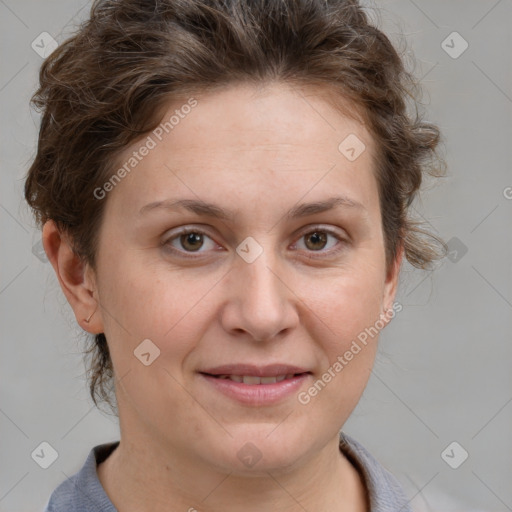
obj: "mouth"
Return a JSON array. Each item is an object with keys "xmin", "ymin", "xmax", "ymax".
[
  {"xmin": 198, "ymin": 368, "xmax": 312, "ymax": 406},
  {"xmin": 200, "ymin": 372, "xmax": 310, "ymax": 385}
]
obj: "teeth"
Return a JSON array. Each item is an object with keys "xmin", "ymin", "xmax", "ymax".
[
  {"xmin": 243, "ymin": 376, "xmax": 261, "ymax": 385},
  {"xmin": 214, "ymin": 374, "xmax": 299, "ymax": 384}
]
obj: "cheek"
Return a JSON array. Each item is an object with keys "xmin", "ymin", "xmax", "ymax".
[
  {"xmin": 299, "ymin": 260, "xmax": 384, "ymax": 391},
  {"xmin": 306, "ymin": 262, "xmax": 385, "ymax": 349},
  {"xmin": 96, "ymin": 250, "xmax": 221, "ymax": 375},
  {"xmin": 296, "ymin": 275, "xmax": 382, "ymax": 421},
  {"xmin": 95, "ymin": 256, "xmax": 215, "ymax": 426}
]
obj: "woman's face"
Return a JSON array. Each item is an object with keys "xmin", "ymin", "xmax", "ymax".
[{"xmin": 88, "ymin": 82, "xmax": 401, "ymax": 473}]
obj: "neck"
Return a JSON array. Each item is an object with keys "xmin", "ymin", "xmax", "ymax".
[{"xmin": 97, "ymin": 430, "xmax": 368, "ymax": 512}]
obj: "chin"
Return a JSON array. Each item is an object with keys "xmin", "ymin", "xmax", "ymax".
[{"xmin": 205, "ymin": 429, "xmax": 309, "ymax": 476}]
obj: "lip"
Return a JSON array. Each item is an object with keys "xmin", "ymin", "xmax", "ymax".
[
  {"xmin": 199, "ymin": 363, "xmax": 310, "ymax": 377},
  {"xmin": 198, "ymin": 368, "xmax": 312, "ymax": 406}
]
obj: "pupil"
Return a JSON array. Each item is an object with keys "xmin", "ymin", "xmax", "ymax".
[
  {"xmin": 306, "ymin": 232, "xmax": 327, "ymax": 250},
  {"xmin": 182, "ymin": 232, "xmax": 202, "ymax": 251}
]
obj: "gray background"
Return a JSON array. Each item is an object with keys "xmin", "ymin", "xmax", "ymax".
[{"xmin": 1, "ymin": 1, "xmax": 511, "ymax": 511}]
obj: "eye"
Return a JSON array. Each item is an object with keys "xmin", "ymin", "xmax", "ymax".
[
  {"xmin": 163, "ymin": 228, "xmax": 219, "ymax": 256},
  {"xmin": 292, "ymin": 227, "xmax": 347, "ymax": 258},
  {"xmin": 162, "ymin": 225, "xmax": 348, "ymax": 260}
]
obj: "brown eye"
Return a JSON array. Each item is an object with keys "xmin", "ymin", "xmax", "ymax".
[
  {"xmin": 179, "ymin": 232, "xmax": 204, "ymax": 252},
  {"xmin": 164, "ymin": 228, "xmax": 218, "ymax": 255},
  {"xmin": 293, "ymin": 227, "xmax": 347, "ymax": 259},
  {"xmin": 304, "ymin": 231, "xmax": 328, "ymax": 251}
]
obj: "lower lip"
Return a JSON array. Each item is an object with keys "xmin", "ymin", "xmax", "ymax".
[{"xmin": 199, "ymin": 373, "xmax": 310, "ymax": 406}]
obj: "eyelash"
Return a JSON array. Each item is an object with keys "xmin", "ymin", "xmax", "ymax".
[{"xmin": 161, "ymin": 225, "xmax": 349, "ymax": 260}]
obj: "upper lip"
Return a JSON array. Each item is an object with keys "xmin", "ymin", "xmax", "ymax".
[{"xmin": 199, "ymin": 364, "xmax": 311, "ymax": 377}]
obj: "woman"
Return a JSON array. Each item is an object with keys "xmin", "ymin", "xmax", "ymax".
[{"xmin": 25, "ymin": 0, "xmax": 446, "ymax": 510}]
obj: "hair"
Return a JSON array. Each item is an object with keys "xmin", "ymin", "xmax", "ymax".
[{"xmin": 24, "ymin": 0, "xmax": 447, "ymax": 415}]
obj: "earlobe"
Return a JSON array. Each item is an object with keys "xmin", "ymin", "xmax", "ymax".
[
  {"xmin": 83, "ymin": 303, "xmax": 99, "ymax": 324},
  {"xmin": 42, "ymin": 220, "xmax": 104, "ymax": 334},
  {"xmin": 382, "ymin": 242, "xmax": 404, "ymax": 317}
]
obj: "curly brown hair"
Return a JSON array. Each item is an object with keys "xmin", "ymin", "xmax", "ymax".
[{"xmin": 24, "ymin": 0, "xmax": 447, "ymax": 416}]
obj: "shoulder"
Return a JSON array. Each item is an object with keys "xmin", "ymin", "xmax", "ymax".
[
  {"xmin": 43, "ymin": 472, "xmax": 80, "ymax": 512},
  {"xmin": 43, "ymin": 442, "xmax": 119, "ymax": 512},
  {"xmin": 339, "ymin": 431, "xmax": 413, "ymax": 512}
]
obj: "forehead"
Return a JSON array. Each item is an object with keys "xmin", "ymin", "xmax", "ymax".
[
  {"xmin": 163, "ymin": 82, "xmax": 369, "ymax": 156},
  {"xmin": 105, "ymin": 82, "xmax": 379, "ymax": 220}
]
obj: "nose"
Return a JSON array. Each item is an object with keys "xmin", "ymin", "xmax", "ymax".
[{"xmin": 219, "ymin": 246, "xmax": 299, "ymax": 342}]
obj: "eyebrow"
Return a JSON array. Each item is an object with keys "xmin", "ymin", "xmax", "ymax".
[{"xmin": 138, "ymin": 195, "xmax": 366, "ymax": 220}]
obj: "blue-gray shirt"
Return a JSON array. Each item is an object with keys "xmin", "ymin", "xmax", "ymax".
[{"xmin": 43, "ymin": 431, "xmax": 412, "ymax": 511}]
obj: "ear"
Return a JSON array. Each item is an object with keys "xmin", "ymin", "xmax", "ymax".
[
  {"xmin": 42, "ymin": 220, "xmax": 104, "ymax": 334},
  {"xmin": 381, "ymin": 241, "xmax": 404, "ymax": 324}
]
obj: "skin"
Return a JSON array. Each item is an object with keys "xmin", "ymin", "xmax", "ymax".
[{"xmin": 43, "ymin": 82, "xmax": 403, "ymax": 512}]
